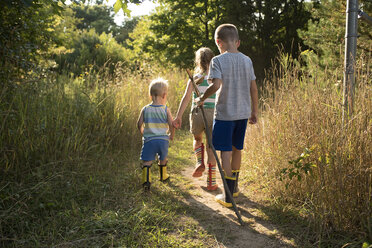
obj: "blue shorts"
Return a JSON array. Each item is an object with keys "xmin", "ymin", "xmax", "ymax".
[
  {"xmin": 212, "ymin": 119, "xmax": 248, "ymax": 151},
  {"xmin": 140, "ymin": 139, "xmax": 169, "ymax": 161}
]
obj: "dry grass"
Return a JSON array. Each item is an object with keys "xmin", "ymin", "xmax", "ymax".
[{"xmin": 243, "ymin": 53, "xmax": 372, "ymax": 244}]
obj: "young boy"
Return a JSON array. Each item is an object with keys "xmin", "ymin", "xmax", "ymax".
[
  {"xmin": 196, "ymin": 24, "xmax": 258, "ymax": 207},
  {"xmin": 137, "ymin": 78, "xmax": 175, "ymax": 191}
]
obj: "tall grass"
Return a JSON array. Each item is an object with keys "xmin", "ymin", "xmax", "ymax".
[
  {"xmin": 1, "ymin": 53, "xmax": 370, "ymax": 246},
  {"xmin": 0, "ymin": 65, "xmax": 189, "ymax": 247},
  {"xmin": 243, "ymin": 53, "xmax": 371, "ymax": 245}
]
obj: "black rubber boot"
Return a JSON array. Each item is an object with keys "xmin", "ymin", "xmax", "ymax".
[
  {"xmin": 142, "ymin": 164, "xmax": 151, "ymax": 191},
  {"xmin": 232, "ymin": 170, "xmax": 240, "ymax": 197},
  {"xmin": 215, "ymin": 176, "xmax": 236, "ymax": 208}
]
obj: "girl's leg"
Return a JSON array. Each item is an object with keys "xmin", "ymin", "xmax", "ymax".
[
  {"xmin": 192, "ymin": 133, "xmax": 205, "ymax": 177},
  {"xmin": 206, "ymin": 142, "xmax": 218, "ymax": 190},
  {"xmin": 193, "ymin": 133, "xmax": 203, "ymax": 149}
]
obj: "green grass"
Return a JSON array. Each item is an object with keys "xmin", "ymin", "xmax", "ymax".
[
  {"xmin": 0, "ymin": 129, "xmax": 222, "ymax": 247},
  {"xmin": 1, "ymin": 57, "xmax": 371, "ymax": 247}
]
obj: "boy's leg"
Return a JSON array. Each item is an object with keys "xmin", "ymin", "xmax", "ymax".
[
  {"xmin": 215, "ymin": 175, "xmax": 236, "ymax": 208},
  {"xmin": 221, "ymin": 151, "xmax": 233, "ymax": 177},
  {"xmin": 216, "ymin": 150, "xmax": 235, "ymax": 206},
  {"xmin": 157, "ymin": 139, "xmax": 170, "ymax": 182},
  {"xmin": 158, "ymin": 159, "xmax": 170, "ymax": 182},
  {"xmin": 213, "ymin": 120, "xmax": 247, "ymax": 207},
  {"xmin": 230, "ymin": 119, "xmax": 248, "ymax": 197},
  {"xmin": 192, "ymin": 133, "xmax": 205, "ymax": 177},
  {"xmin": 231, "ymin": 146, "xmax": 241, "ymax": 171},
  {"xmin": 212, "ymin": 119, "xmax": 235, "ymax": 206},
  {"xmin": 140, "ymin": 140, "xmax": 156, "ymax": 191},
  {"xmin": 231, "ymin": 146, "xmax": 241, "ymax": 196},
  {"xmin": 142, "ymin": 161, "xmax": 152, "ymax": 190}
]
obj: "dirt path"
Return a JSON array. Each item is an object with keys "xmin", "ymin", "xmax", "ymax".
[{"xmin": 180, "ymin": 165, "xmax": 296, "ymax": 248}]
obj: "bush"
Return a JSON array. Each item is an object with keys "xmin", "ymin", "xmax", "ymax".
[{"xmin": 55, "ymin": 29, "xmax": 131, "ymax": 75}]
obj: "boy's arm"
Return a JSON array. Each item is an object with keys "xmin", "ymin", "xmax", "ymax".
[
  {"xmin": 196, "ymin": 78, "xmax": 222, "ymax": 106},
  {"xmin": 167, "ymin": 107, "xmax": 175, "ymax": 140},
  {"xmin": 249, "ymin": 79, "xmax": 258, "ymax": 124},
  {"xmin": 173, "ymin": 80, "xmax": 193, "ymax": 128},
  {"xmin": 137, "ymin": 109, "xmax": 144, "ymax": 134}
]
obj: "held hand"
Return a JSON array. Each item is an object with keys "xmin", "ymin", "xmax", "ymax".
[
  {"xmin": 172, "ymin": 117, "xmax": 182, "ymax": 129},
  {"xmin": 248, "ymin": 112, "xmax": 257, "ymax": 124},
  {"xmin": 194, "ymin": 96, "xmax": 204, "ymax": 107}
]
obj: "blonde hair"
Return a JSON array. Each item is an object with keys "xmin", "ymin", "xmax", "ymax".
[
  {"xmin": 149, "ymin": 78, "xmax": 168, "ymax": 97},
  {"xmin": 194, "ymin": 47, "xmax": 214, "ymax": 74},
  {"xmin": 214, "ymin": 24, "xmax": 239, "ymax": 43}
]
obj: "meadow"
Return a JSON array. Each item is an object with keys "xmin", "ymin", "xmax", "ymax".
[{"xmin": 0, "ymin": 54, "xmax": 371, "ymax": 247}]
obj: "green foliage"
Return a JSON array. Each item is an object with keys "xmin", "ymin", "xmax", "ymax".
[
  {"xmin": 129, "ymin": 0, "xmax": 311, "ymax": 78},
  {"xmin": 114, "ymin": 16, "xmax": 141, "ymax": 46},
  {"xmin": 0, "ymin": 0, "xmax": 62, "ymax": 84},
  {"xmin": 53, "ymin": 29, "xmax": 131, "ymax": 75},
  {"xmin": 298, "ymin": 0, "xmax": 372, "ymax": 73},
  {"xmin": 129, "ymin": 1, "xmax": 216, "ymax": 69},
  {"xmin": 279, "ymin": 148, "xmax": 316, "ymax": 189},
  {"xmin": 71, "ymin": 3, "xmax": 118, "ymax": 35},
  {"xmin": 221, "ymin": 0, "xmax": 311, "ymax": 78}
]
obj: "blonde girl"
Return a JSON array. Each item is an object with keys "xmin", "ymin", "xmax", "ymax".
[{"xmin": 173, "ymin": 47, "xmax": 218, "ymax": 191}]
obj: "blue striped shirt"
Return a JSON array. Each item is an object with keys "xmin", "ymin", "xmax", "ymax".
[{"xmin": 142, "ymin": 104, "xmax": 169, "ymax": 142}]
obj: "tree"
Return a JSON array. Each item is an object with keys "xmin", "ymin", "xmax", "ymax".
[
  {"xmin": 0, "ymin": 0, "xmax": 64, "ymax": 83},
  {"xmin": 129, "ymin": 0, "xmax": 218, "ymax": 69},
  {"xmin": 71, "ymin": 4, "xmax": 118, "ymax": 35},
  {"xmin": 115, "ymin": 16, "xmax": 141, "ymax": 46},
  {"xmin": 128, "ymin": 0, "xmax": 312, "ymax": 78},
  {"xmin": 298, "ymin": 0, "xmax": 372, "ymax": 73}
]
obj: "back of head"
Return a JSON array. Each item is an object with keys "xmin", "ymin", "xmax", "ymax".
[
  {"xmin": 214, "ymin": 24, "xmax": 239, "ymax": 43},
  {"xmin": 195, "ymin": 47, "xmax": 215, "ymax": 74},
  {"xmin": 149, "ymin": 78, "xmax": 168, "ymax": 97}
]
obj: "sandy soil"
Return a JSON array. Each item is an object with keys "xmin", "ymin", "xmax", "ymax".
[{"xmin": 180, "ymin": 165, "xmax": 296, "ymax": 248}]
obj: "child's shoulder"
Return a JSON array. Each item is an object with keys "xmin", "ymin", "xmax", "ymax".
[{"xmin": 213, "ymin": 53, "xmax": 252, "ymax": 66}]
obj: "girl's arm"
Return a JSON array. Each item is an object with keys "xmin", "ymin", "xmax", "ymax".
[
  {"xmin": 167, "ymin": 107, "xmax": 175, "ymax": 140},
  {"xmin": 137, "ymin": 109, "xmax": 144, "ymax": 134},
  {"xmin": 173, "ymin": 79, "xmax": 194, "ymax": 128}
]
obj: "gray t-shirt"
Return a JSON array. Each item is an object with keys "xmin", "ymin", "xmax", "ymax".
[{"xmin": 208, "ymin": 52, "xmax": 256, "ymax": 121}]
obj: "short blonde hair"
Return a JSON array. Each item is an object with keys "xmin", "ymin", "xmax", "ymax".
[
  {"xmin": 149, "ymin": 78, "xmax": 168, "ymax": 97},
  {"xmin": 214, "ymin": 24, "xmax": 239, "ymax": 43}
]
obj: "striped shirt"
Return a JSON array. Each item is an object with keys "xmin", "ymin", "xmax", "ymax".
[
  {"xmin": 191, "ymin": 73, "xmax": 216, "ymax": 109},
  {"xmin": 142, "ymin": 104, "xmax": 169, "ymax": 142},
  {"xmin": 208, "ymin": 52, "xmax": 256, "ymax": 121}
]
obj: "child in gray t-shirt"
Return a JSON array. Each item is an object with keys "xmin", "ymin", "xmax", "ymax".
[{"xmin": 196, "ymin": 23, "xmax": 259, "ymax": 208}]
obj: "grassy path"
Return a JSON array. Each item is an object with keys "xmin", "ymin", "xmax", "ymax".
[
  {"xmin": 165, "ymin": 130, "xmax": 296, "ymax": 247},
  {"xmin": 2, "ymin": 130, "xmax": 301, "ymax": 247}
]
